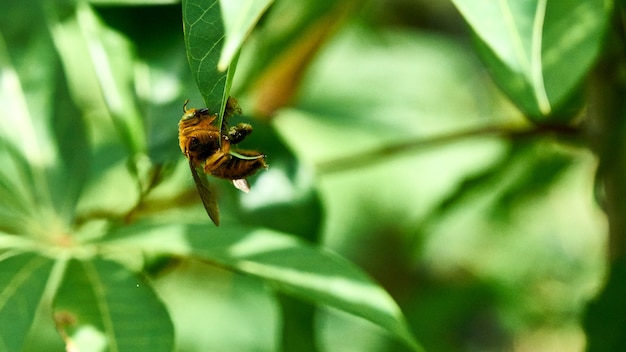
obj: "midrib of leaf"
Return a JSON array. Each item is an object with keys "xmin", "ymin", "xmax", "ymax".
[
  {"xmin": 531, "ymin": 0, "xmax": 550, "ymax": 115},
  {"xmin": 218, "ymin": 51, "xmax": 240, "ymax": 148},
  {"xmin": 22, "ymin": 257, "xmax": 69, "ymax": 351},
  {"xmin": 499, "ymin": 0, "xmax": 551, "ymax": 115},
  {"xmin": 0, "ymin": 256, "xmax": 48, "ymax": 311},
  {"xmin": 82, "ymin": 260, "xmax": 119, "ymax": 352}
]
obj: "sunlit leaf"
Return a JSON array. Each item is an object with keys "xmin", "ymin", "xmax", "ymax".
[
  {"xmin": 48, "ymin": 1, "xmax": 146, "ymax": 154},
  {"xmin": 0, "ymin": 1, "xmax": 90, "ymax": 228},
  {"xmin": 102, "ymin": 222, "xmax": 423, "ymax": 351},
  {"xmin": 451, "ymin": 0, "xmax": 611, "ymax": 118},
  {"xmin": 218, "ymin": 0, "xmax": 274, "ymax": 71},
  {"xmin": 0, "ymin": 2, "xmax": 59, "ymax": 218},
  {"xmin": 0, "ymin": 30, "xmax": 56, "ymax": 169}
]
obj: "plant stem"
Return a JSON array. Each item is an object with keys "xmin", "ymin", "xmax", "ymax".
[
  {"xmin": 586, "ymin": 10, "xmax": 626, "ymax": 260},
  {"xmin": 316, "ymin": 123, "xmax": 581, "ymax": 175}
]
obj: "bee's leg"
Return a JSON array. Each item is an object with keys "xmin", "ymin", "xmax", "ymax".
[
  {"xmin": 224, "ymin": 96, "xmax": 242, "ymax": 118},
  {"xmin": 203, "ymin": 151, "xmax": 230, "ymax": 173},
  {"xmin": 227, "ymin": 123, "xmax": 253, "ymax": 144}
]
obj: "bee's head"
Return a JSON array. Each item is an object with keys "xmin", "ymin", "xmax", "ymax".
[{"xmin": 181, "ymin": 100, "xmax": 210, "ymax": 121}]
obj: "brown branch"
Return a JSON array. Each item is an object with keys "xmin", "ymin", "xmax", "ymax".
[{"xmin": 315, "ymin": 123, "xmax": 582, "ymax": 174}]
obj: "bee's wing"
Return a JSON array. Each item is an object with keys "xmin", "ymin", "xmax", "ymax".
[
  {"xmin": 232, "ymin": 179, "xmax": 250, "ymax": 193},
  {"xmin": 189, "ymin": 161, "xmax": 220, "ymax": 226}
]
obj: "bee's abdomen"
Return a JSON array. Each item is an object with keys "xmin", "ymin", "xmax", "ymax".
[{"xmin": 210, "ymin": 152, "xmax": 267, "ymax": 180}]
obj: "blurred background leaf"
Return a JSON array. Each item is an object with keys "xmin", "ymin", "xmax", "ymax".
[
  {"xmin": 450, "ymin": 0, "xmax": 611, "ymax": 119},
  {"xmin": 218, "ymin": 0, "xmax": 274, "ymax": 71}
]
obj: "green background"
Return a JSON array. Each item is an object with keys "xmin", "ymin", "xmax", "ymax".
[{"xmin": 0, "ymin": 0, "xmax": 623, "ymax": 351}]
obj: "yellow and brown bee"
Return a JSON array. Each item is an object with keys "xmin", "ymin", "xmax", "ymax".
[{"xmin": 178, "ymin": 97, "xmax": 267, "ymax": 226}]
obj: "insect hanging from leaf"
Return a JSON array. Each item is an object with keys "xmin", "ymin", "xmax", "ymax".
[{"xmin": 178, "ymin": 97, "xmax": 267, "ymax": 226}]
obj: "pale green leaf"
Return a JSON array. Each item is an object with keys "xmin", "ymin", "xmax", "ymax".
[
  {"xmin": 217, "ymin": 0, "xmax": 274, "ymax": 71},
  {"xmin": 451, "ymin": 0, "xmax": 611, "ymax": 118},
  {"xmin": 48, "ymin": 1, "xmax": 146, "ymax": 154}
]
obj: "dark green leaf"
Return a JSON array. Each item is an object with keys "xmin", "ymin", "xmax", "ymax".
[
  {"xmin": 49, "ymin": 66, "xmax": 91, "ymax": 223},
  {"xmin": 182, "ymin": 0, "xmax": 227, "ymax": 113},
  {"xmin": 54, "ymin": 258, "xmax": 174, "ymax": 352},
  {"xmin": 0, "ymin": 253, "xmax": 54, "ymax": 352}
]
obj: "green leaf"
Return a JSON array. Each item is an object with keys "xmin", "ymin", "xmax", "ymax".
[
  {"xmin": 182, "ymin": 0, "xmax": 228, "ymax": 113},
  {"xmin": 48, "ymin": 63, "xmax": 91, "ymax": 223},
  {"xmin": 183, "ymin": 0, "xmax": 259, "ymax": 148},
  {"xmin": 584, "ymin": 257, "xmax": 626, "ymax": 352},
  {"xmin": 217, "ymin": 0, "xmax": 274, "ymax": 71},
  {"xmin": 0, "ymin": 30, "xmax": 56, "ymax": 170},
  {"xmin": 153, "ymin": 260, "xmax": 280, "ymax": 351},
  {"xmin": 53, "ymin": 258, "xmax": 174, "ymax": 352},
  {"xmin": 0, "ymin": 2, "xmax": 59, "ymax": 219},
  {"xmin": 89, "ymin": 0, "xmax": 179, "ymax": 4},
  {"xmin": 102, "ymin": 222, "xmax": 423, "ymax": 351},
  {"xmin": 182, "ymin": 0, "xmax": 245, "ymax": 146},
  {"xmin": 0, "ymin": 253, "xmax": 54, "ymax": 352},
  {"xmin": 0, "ymin": 0, "xmax": 90, "ymax": 230},
  {"xmin": 0, "ymin": 146, "xmax": 39, "ymax": 233},
  {"xmin": 48, "ymin": 1, "xmax": 146, "ymax": 154},
  {"xmin": 451, "ymin": 0, "xmax": 611, "ymax": 118}
]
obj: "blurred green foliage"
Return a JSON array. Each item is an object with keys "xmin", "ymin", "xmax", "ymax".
[{"xmin": 0, "ymin": 0, "xmax": 623, "ymax": 351}]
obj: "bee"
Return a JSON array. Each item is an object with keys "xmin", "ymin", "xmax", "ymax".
[{"xmin": 178, "ymin": 97, "xmax": 267, "ymax": 226}]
